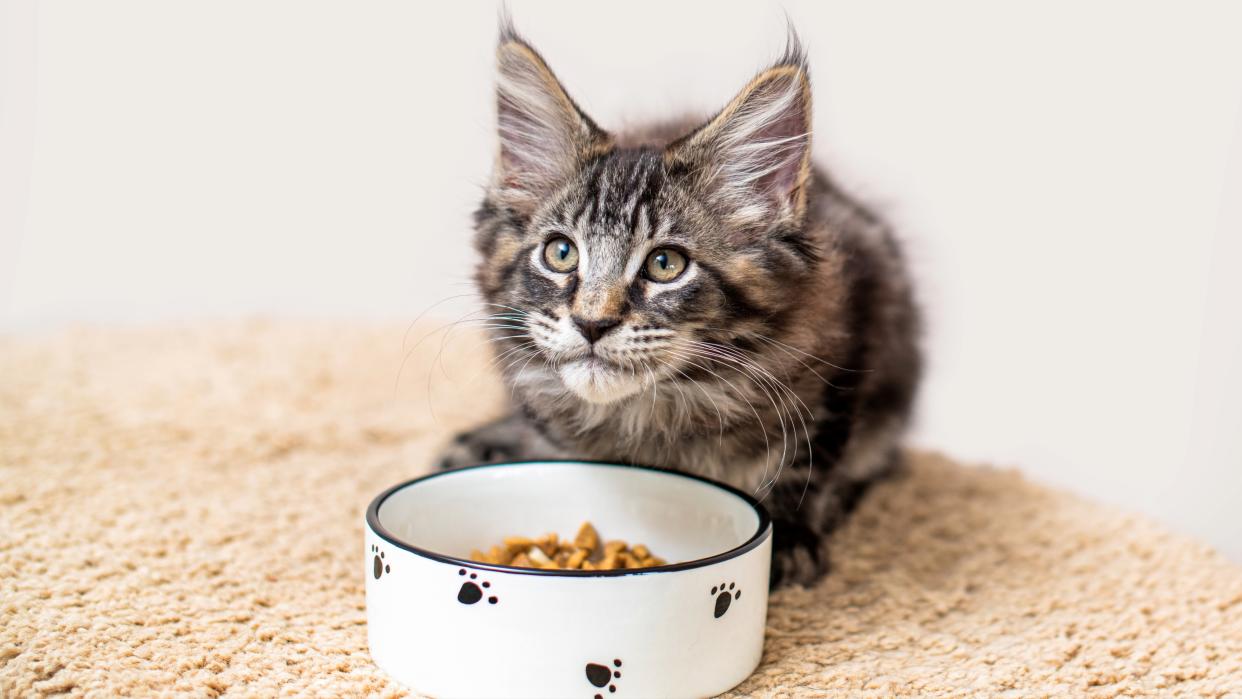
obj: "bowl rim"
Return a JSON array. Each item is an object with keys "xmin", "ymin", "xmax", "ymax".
[{"xmin": 366, "ymin": 459, "xmax": 773, "ymax": 577}]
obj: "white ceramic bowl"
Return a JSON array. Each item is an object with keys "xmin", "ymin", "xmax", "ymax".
[{"xmin": 365, "ymin": 461, "xmax": 772, "ymax": 699}]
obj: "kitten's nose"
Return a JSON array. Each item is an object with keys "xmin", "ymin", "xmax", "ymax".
[{"xmin": 572, "ymin": 316, "xmax": 621, "ymax": 344}]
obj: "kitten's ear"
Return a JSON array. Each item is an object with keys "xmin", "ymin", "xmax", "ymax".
[
  {"xmin": 493, "ymin": 27, "xmax": 611, "ymax": 214},
  {"xmin": 666, "ymin": 46, "xmax": 812, "ymax": 229}
]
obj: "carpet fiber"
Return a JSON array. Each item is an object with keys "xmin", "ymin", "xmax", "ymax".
[{"xmin": 3, "ymin": 321, "xmax": 1241, "ymax": 697}]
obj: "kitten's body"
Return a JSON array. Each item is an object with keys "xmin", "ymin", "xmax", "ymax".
[{"xmin": 437, "ymin": 28, "xmax": 921, "ymax": 587}]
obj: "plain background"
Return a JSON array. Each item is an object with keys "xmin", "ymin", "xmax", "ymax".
[{"xmin": 2, "ymin": 1, "xmax": 1240, "ymax": 560}]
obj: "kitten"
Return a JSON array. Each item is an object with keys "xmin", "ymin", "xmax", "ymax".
[{"xmin": 436, "ymin": 22, "xmax": 921, "ymax": 588}]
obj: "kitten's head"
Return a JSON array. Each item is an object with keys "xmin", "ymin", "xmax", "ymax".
[{"xmin": 474, "ymin": 26, "xmax": 819, "ymax": 406}]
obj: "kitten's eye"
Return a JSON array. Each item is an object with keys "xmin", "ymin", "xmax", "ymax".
[
  {"xmin": 644, "ymin": 248, "xmax": 688, "ymax": 283},
  {"xmin": 542, "ymin": 236, "xmax": 579, "ymax": 273}
]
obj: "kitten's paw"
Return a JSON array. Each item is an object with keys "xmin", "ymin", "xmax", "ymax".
[
  {"xmin": 435, "ymin": 429, "xmax": 521, "ymax": 470},
  {"xmin": 769, "ymin": 535, "xmax": 829, "ymax": 589},
  {"xmin": 770, "ymin": 545, "xmax": 825, "ymax": 589}
]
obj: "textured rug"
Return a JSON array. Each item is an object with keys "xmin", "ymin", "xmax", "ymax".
[{"xmin": 2, "ymin": 320, "xmax": 1241, "ymax": 697}]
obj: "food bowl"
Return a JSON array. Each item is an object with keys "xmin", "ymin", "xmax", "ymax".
[{"xmin": 365, "ymin": 460, "xmax": 772, "ymax": 699}]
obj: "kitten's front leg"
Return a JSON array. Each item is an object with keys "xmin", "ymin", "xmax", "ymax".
[
  {"xmin": 769, "ymin": 519, "xmax": 830, "ymax": 588},
  {"xmin": 765, "ymin": 465, "xmax": 873, "ymax": 589},
  {"xmin": 436, "ymin": 411, "xmax": 565, "ymax": 470},
  {"xmin": 760, "ymin": 459, "xmax": 889, "ymax": 586}
]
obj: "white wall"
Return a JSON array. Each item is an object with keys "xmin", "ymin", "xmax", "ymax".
[{"xmin": 2, "ymin": 1, "xmax": 1240, "ymax": 559}]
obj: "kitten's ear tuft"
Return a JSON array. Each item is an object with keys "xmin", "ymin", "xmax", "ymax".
[
  {"xmin": 497, "ymin": 4, "xmax": 520, "ymax": 45},
  {"xmin": 493, "ymin": 26, "xmax": 610, "ymax": 214},
  {"xmin": 777, "ymin": 19, "xmax": 807, "ymax": 74},
  {"xmin": 666, "ymin": 40, "xmax": 812, "ymax": 228}
]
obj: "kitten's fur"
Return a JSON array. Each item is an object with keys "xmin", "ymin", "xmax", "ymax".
[{"xmin": 436, "ymin": 23, "xmax": 921, "ymax": 587}]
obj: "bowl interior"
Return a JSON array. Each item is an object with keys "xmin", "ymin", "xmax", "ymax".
[{"xmin": 376, "ymin": 462, "xmax": 762, "ymax": 568}]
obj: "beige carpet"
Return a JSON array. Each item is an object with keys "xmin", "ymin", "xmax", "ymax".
[{"xmin": 2, "ymin": 320, "xmax": 1241, "ymax": 698}]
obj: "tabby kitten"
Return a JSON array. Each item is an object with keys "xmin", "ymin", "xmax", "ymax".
[{"xmin": 436, "ymin": 24, "xmax": 921, "ymax": 587}]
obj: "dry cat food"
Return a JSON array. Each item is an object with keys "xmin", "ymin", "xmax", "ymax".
[{"xmin": 470, "ymin": 522, "xmax": 667, "ymax": 570}]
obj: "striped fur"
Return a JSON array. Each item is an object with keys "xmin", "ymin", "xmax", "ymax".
[{"xmin": 438, "ymin": 24, "xmax": 922, "ymax": 587}]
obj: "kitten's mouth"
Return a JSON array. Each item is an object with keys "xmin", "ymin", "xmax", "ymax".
[
  {"xmin": 556, "ymin": 355, "xmax": 644, "ymax": 405},
  {"xmin": 567, "ymin": 355, "xmax": 617, "ymax": 371}
]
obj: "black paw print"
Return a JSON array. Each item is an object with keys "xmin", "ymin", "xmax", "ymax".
[
  {"xmin": 371, "ymin": 544, "xmax": 390, "ymax": 579},
  {"xmin": 457, "ymin": 568, "xmax": 497, "ymax": 605},
  {"xmin": 585, "ymin": 658, "xmax": 622, "ymax": 697},
  {"xmin": 711, "ymin": 581, "xmax": 740, "ymax": 618}
]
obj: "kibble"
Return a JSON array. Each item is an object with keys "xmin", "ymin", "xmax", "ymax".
[{"xmin": 470, "ymin": 522, "xmax": 666, "ymax": 570}]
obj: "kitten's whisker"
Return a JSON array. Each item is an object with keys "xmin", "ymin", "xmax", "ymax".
[
  {"xmin": 435, "ymin": 315, "xmax": 531, "ymax": 383},
  {"xmin": 732, "ymin": 354, "xmax": 814, "ymax": 506},
  {"xmin": 397, "ymin": 308, "xmax": 505, "ymax": 396},
  {"xmin": 457, "ymin": 340, "xmax": 538, "ymax": 392},
  {"xmin": 495, "ymin": 349, "xmax": 541, "ymax": 403},
  {"xmin": 750, "ymin": 333, "xmax": 870, "ymax": 374},
  {"xmin": 507, "ymin": 344, "xmax": 546, "ymax": 401},
  {"xmin": 682, "ymin": 349, "xmax": 788, "ymax": 498},
  {"xmin": 655, "ymin": 358, "xmax": 727, "ymax": 449},
  {"xmin": 744, "ymin": 335, "xmax": 840, "ymax": 389},
  {"xmin": 499, "ymin": 340, "xmax": 543, "ymax": 374},
  {"xmin": 400, "ymin": 292, "xmax": 484, "ymax": 354},
  {"xmin": 683, "ymin": 341, "xmax": 816, "ymax": 498},
  {"xmin": 693, "ymin": 341, "xmax": 816, "ymax": 428},
  {"xmin": 470, "ymin": 340, "xmax": 538, "ymax": 385},
  {"xmin": 663, "ymin": 362, "xmax": 692, "ymax": 435},
  {"xmin": 688, "ymin": 341, "xmax": 816, "ymax": 427},
  {"xmin": 423, "ymin": 311, "xmax": 538, "ymax": 420},
  {"xmin": 662, "ymin": 347, "xmax": 774, "ymax": 488},
  {"xmin": 478, "ymin": 302, "xmax": 532, "ymax": 317},
  {"xmin": 700, "ymin": 341, "xmax": 816, "ymax": 500},
  {"xmin": 682, "ymin": 344, "xmax": 793, "ymax": 493},
  {"xmin": 645, "ymin": 363, "xmax": 660, "ymax": 426}
]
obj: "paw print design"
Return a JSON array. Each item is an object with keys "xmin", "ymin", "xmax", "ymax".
[
  {"xmin": 711, "ymin": 581, "xmax": 741, "ymax": 618},
  {"xmin": 585, "ymin": 658, "xmax": 622, "ymax": 697},
  {"xmin": 371, "ymin": 544, "xmax": 390, "ymax": 580},
  {"xmin": 457, "ymin": 568, "xmax": 497, "ymax": 605}
]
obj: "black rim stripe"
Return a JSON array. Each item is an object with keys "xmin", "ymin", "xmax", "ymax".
[{"xmin": 365, "ymin": 460, "xmax": 773, "ymax": 578}]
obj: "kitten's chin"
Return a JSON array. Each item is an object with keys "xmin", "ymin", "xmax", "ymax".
[{"xmin": 557, "ymin": 357, "xmax": 644, "ymax": 405}]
